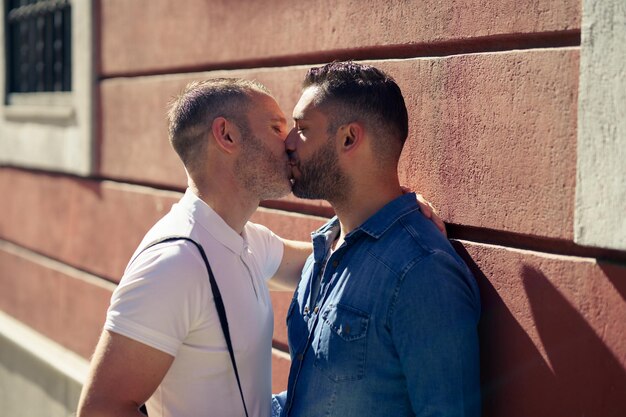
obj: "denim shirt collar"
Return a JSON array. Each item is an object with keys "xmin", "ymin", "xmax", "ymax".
[{"xmin": 311, "ymin": 193, "xmax": 420, "ymax": 257}]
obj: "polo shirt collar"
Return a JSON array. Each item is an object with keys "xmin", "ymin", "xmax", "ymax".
[{"xmin": 178, "ymin": 188, "xmax": 246, "ymax": 255}]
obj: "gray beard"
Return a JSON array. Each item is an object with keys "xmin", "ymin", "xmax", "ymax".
[{"xmin": 235, "ymin": 135, "xmax": 291, "ymax": 201}]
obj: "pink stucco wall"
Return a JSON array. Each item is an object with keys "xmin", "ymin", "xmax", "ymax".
[{"xmin": 1, "ymin": 1, "xmax": 624, "ymax": 415}]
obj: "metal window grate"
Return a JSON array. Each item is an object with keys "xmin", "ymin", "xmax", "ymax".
[{"xmin": 5, "ymin": 0, "xmax": 72, "ymax": 93}]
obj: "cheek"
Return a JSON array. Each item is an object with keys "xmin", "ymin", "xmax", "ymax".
[
  {"xmin": 275, "ymin": 138, "xmax": 288, "ymax": 153},
  {"xmin": 271, "ymin": 140, "xmax": 288, "ymax": 158},
  {"xmin": 300, "ymin": 137, "xmax": 322, "ymax": 158}
]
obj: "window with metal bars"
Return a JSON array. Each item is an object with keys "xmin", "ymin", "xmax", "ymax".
[{"xmin": 5, "ymin": 0, "xmax": 71, "ymax": 94}]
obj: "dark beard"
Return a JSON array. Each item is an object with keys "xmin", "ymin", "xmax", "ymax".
[{"xmin": 292, "ymin": 138, "xmax": 350, "ymax": 202}]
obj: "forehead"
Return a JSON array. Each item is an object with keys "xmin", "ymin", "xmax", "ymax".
[
  {"xmin": 292, "ymin": 86, "xmax": 324, "ymax": 120},
  {"xmin": 248, "ymin": 91, "xmax": 286, "ymax": 121}
]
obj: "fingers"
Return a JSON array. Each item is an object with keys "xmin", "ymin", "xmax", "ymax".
[
  {"xmin": 416, "ymin": 194, "xmax": 433, "ymax": 218},
  {"xmin": 415, "ymin": 194, "xmax": 448, "ymax": 238},
  {"xmin": 433, "ymin": 215, "xmax": 448, "ymax": 238}
]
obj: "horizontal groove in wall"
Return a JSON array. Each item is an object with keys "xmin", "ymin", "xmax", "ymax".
[
  {"xmin": 0, "ymin": 165, "xmax": 185, "ymax": 194},
  {"xmin": 272, "ymin": 345, "xmax": 291, "ymax": 360},
  {"xmin": 273, "ymin": 339, "xmax": 289, "ymax": 354},
  {"xmin": 5, "ymin": 167, "xmax": 624, "ymax": 264},
  {"xmin": 260, "ymin": 199, "xmax": 333, "ymax": 219},
  {"xmin": 448, "ymin": 224, "xmax": 626, "ymax": 265},
  {"xmin": 86, "ymin": 173, "xmax": 334, "ymax": 219},
  {"xmin": 99, "ymin": 29, "xmax": 581, "ymax": 80},
  {"xmin": 0, "ymin": 237, "xmax": 119, "ymax": 288},
  {"xmin": 89, "ymin": 174, "xmax": 187, "ymax": 195},
  {"xmin": 1, "ymin": 165, "xmax": 331, "ymax": 218}
]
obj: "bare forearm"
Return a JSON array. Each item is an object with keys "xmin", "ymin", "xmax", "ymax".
[
  {"xmin": 77, "ymin": 331, "xmax": 173, "ymax": 417},
  {"xmin": 269, "ymin": 238, "xmax": 312, "ymax": 291},
  {"xmin": 77, "ymin": 400, "xmax": 146, "ymax": 417}
]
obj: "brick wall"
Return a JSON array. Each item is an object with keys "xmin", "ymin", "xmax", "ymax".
[{"xmin": 1, "ymin": 0, "xmax": 624, "ymax": 415}]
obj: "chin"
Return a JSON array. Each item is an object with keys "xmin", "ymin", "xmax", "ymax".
[
  {"xmin": 291, "ymin": 186, "xmax": 319, "ymax": 200},
  {"xmin": 260, "ymin": 181, "xmax": 292, "ymax": 200}
]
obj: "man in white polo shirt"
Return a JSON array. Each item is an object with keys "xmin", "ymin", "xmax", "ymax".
[{"xmin": 77, "ymin": 79, "xmax": 312, "ymax": 417}]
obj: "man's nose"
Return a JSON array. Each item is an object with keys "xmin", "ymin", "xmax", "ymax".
[{"xmin": 285, "ymin": 128, "xmax": 298, "ymax": 152}]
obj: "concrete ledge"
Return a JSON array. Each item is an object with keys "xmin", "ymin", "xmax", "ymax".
[
  {"xmin": 0, "ymin": 310, "xmax": 88, "ymax": 416},
  {"xmin": 575, "ymin": 0, "xmax": 626, "ymax": 251}
]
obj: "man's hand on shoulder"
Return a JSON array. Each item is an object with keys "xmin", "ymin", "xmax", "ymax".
[{"xmin": 400, "ymin": 186, "xmax": 447, "ymax": 237}]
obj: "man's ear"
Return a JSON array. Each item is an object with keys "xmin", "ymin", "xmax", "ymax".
[
  {"xmin": 339, "ymin": 122, "xmax": 363, "ymax": 153},
  {"xmin": 211, "ymin": 117, "xmax": 238, "ymax": 154}
]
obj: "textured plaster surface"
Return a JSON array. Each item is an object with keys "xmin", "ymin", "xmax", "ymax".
[
  {"xmin": 0, "ymin": 168, "xmax": 325, "ymax": 282},
  {"xmin": 457, "ymin": 240, "xmax": 626, "ymax": 417},
  {"xmin": 99, "ymin": 49, "xmax": 578, "ymax": 238},
  {"xmin": 99, "ymin": 0, "xmax": 580, "ymax": 75}
]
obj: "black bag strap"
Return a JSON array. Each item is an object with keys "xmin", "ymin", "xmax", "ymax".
[{"xmin": 134, "ymin": 236, "xmax": 249, "ymax": 417}]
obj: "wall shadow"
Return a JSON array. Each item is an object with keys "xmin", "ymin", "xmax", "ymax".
[
  {"xmin": 453, "ymin": 243, "xmax": 562, "ymax": 416},
  {"xmin": 599, "ymin": 261, "xmax": 626, "ymax": 303},
  {"xmin": 453, "ymin": 242, "xmax": 626, "ymax": 416},
  {"xmin": 522, "ymin": 265, "xmax": 626, "ymax": 417}
]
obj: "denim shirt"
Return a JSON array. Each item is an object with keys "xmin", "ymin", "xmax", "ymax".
[{"xmin": 273, "ymin": 194, "xmax": 481, "ymax": 417}]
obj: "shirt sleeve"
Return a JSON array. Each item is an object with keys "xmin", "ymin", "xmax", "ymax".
[
  {"xmin": 244, "ymin": 222, "xmax": 285, "ymax": 280},
  {"xmin": 105, "ymin": 241, "xmax": 210, "ymax": 357},
  {"xmin": 388, "ymin": 250, "xmax": 481, "ymax": 417}
]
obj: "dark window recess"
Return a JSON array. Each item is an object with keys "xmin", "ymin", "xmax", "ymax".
[{"xmin": 5, "ymin": 0, "xmax": 72, "ymax": 93}]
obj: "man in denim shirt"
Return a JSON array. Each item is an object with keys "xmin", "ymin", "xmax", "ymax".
[{"xmin": 274, "ymin": 62, "xmax": 481, "ymax": 417}]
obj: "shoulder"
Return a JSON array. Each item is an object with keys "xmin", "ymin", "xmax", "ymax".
[
  {"xmin": 364, "ymin": 215, "xmax": 431, "ymax": 272},
  {"xmin": 122, "ymin": 239, "xmax": 208, "ymax": 292},
  {"xmin": 403, "ymin": 249, "xmax": 479, "ymax": 311},
  {"xmin": 387, "ymin": 250, "xmax": 481, "ymax": 325},
  {"xmin": 134, "ymin": 238, "xmax": 203, "ymax": 266},
  {"xmin": 244, "ymin": 221, "xmax": 283, "ymax": 253},
  {"xmin": 372, "ymin": 208, "xmax": 459, "ymax": 271},
  {"xmin": 244, "ymin": 221, "xmax": 276, "ymax": 240},
  {"xmin": 243, "ymin": 222, "xmax": 285, "ymax": 278}
]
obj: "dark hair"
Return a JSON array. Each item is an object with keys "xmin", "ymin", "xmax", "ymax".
[
  {"xmin": 167, "ymin": 78, "xmax": 270, "ymax": 172},
  {"xmin": 303, "ymin": 61, "xmax": 409, "ymax": 162}
]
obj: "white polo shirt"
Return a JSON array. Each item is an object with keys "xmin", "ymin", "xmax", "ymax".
[{"xmin": 105, "ymin": 189, "xmax": 283, "ymax": 417}]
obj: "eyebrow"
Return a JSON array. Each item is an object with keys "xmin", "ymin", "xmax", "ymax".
[{"xmin": 271, "ymin": 116, "xmax": 287, "ymax": 124}]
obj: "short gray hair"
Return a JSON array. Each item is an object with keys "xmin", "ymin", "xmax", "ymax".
[{"xmin": 167, "ymin": 78, "xmax": 271, "ymax": 172}]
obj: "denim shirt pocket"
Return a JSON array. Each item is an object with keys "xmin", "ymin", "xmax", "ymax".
[{"xmin": 314, "ymin": 303, "xmax": 369, "ymax": 382}]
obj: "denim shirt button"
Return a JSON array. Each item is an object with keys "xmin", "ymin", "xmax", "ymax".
[
  {"xmin": 313, "ymin": 306, "xmax": 319, "ymax": 314},
  {"xmin": 304, "ymin": 306, "xmax": 309, "ymax": 314},
  {"xmin": 332, "ymin": 260, "xmax": 339, "ymax": 267}
]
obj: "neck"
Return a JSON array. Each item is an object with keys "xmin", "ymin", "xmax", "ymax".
[
  {"xmin": 331, "ymin": 175, "xmax": 403, "ymax": 242},
  {"xmin": 188, "ymin": 175, "xmax": 259, "ymax": 235}
]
